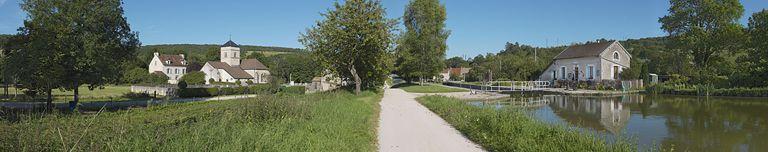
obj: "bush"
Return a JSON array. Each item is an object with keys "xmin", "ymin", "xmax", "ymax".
[
  {"xmin": 179, "ymin": 71, "xmax": 206, "ymax": 85},
  {"xmin": 122, "ymin": 92, "xmax": 152, "ymax": 99},
  {"xmin": 178, "ymin": 88, "xmax": 214, "ymax": 98},
  {"xmin": 177, "ymin": 80, "xmax": 188, "ymax": 89},
  {"xmin": 280, "ymin": 86, "xmax": 306, "ymax": 94}
]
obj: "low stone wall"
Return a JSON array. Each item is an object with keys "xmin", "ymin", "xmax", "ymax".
[{"xmin": 130, "ymin": 86, "xmax": 177, "ymax": 96}]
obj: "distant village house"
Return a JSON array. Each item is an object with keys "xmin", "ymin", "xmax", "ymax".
[
  {"xmin": 439, "ymin": 67, "xmax": 471, "ymax": 82},
  {"xmin": 148, "ymin": 52, "xmax": 188, "ymax": 84},
  {"xmin": 538, "ymin": 41, "xmax": 631, "ymax": 82}
]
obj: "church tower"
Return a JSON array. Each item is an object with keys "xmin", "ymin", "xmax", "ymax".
[{"xmin": 220, "ymin": 40, "xmax": 241, "ymax": 66}]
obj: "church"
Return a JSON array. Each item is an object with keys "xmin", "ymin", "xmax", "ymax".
[{"xmin": 201, "ymin": 40, "xmax": 271, "ymax": 84}]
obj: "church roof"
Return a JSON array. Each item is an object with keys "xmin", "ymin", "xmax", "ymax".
[
  {"xmin": 206, "ymin": 61, "xmax": 253, "ymax": 79},
  {"xmin": 554, "ymin": 41, "xmax": 616, "ymax": 60},
  {"xmin": 241, "ymin": 59, "xmax": 269, "ymax": 70},
  {"xmin": 222, "ymin": 40, "xmax": 240, "ymax": 47}
]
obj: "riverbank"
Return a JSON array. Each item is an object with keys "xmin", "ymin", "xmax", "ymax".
[
  {"xmin": 416, "ymin": 95, "xmax": 635, "ymax": 152},
  {"xmin": 443, "ymin": 81, "xmax": 643, "ymax": 96},
  {"xmin": 646, "ymin": 84, "xmax": 768, "ymax": 97},
  {"xmin": 0, "ymin": 90, "xmax": 381, "ymax": 151}
]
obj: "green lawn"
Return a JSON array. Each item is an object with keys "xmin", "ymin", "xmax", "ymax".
[
  {"xmin": 1, "ymin": 86, "xmax": 135, "ymax": 103},
  {"xmin": 0, "ymin": 90, "xmax": 382, "ymax": 151},
  {"xmin": 393, "ymin": 83, "xmax": 468, "ymax": 93},
  {"xmin": 417, "ymin": 95, "xmax": 635, "ymax": 152}
]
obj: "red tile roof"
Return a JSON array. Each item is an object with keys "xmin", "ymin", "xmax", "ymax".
[
  {"xmin": 206, "ymin": 61, "xmax": 253, "ymax": 79},
  {"xmin": 158, "ymin": 54, "xmax": 187, "ymax": 67},
  {"xmin": 240, "ymin": 59, "xmax": 268, "ymax": 70}
]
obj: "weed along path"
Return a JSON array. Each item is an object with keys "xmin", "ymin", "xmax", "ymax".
[{"xmin": 377, "ymin": 89, "xmax": 484, "ymax": 152}]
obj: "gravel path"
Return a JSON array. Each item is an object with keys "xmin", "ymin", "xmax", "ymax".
[{"xmin": 377, "ymin": 89, "xmax": 484, "ymax": 152}]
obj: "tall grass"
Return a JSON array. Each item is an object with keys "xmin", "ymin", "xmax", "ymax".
[
  {"xmin": 417, "ymin": 95, "xmax": 635, "ymax": 152},
  {"xmin": 0, "ymin": 90, "xmax": 381, "ymax": 151}
]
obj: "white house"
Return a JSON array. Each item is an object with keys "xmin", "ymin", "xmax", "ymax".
[
  {"xmin": 201, "ymin": 40, "xmax": 271, "ymax": 84},
  {"xmin": 148, "ymin": 52, "xmax": 187, "ymax": 84},
  {"xmin": 538, "ymin": 41, "xmax": 631, "ymax": 82}
]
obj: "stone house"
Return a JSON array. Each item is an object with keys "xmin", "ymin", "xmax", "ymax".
[
  {"xmin": 201, "ymin": 40, "xmax": 270, "ymax": 84},
  {"xmin": 148, "ymin": 52, "xmax": 187, "ymax": 84},
  {"xmin": 538, "ymin": 41, "xmax": 631, "ymax": 82}
]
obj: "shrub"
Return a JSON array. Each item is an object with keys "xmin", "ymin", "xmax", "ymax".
[
  {"xmin": 179, "ymin": 71, "xmax": 206, "ymax": 85},
  {"xmin": 178, "ymin": 88, "xmax": 213, "ymax": 98},
  {"xmin": 177, "ymin": 80, "xmax": 188, "ymax": 89}
]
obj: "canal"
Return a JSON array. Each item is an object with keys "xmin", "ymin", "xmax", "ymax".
[{"xmin": 470, "ymin": 94, "xmax": 768, "ymax": 151}]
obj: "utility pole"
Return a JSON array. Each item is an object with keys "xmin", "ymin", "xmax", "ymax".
[{"xmin": 534, "ymin": 47, "xmax": 538, "ymax": 62}]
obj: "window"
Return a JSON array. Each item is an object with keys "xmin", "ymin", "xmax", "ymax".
[
  {"xmin": 560, "ymin": 67, "xmax": 566, "ymax": 79},
  {"xmin": 613, "ymin": 65, "xmax": 620, "ymax": 80},
  {"xmin": 588, "ymin": 65, "xmax": 594, "ymax": 79},
  {"xmin": 574, "ymin": 66, "xmax": 580, "ymax": 80},
  {"xmin": 175, "ymin": 69, "xmax": 178, "ymax": 74},
  {"xmin": 552, "ymin": 70, "xmax": 557, "ymax": 80},
  {"xmin": 613, "ymin": 52, "xmax": 619, "ymax": 60},
  {"xmin": 166, "ymin": 69, "xmax": 170, "ymax": 74},
  {"xmin": 224, "ymin": 52, "xmax": 227, "ymax": 58}
]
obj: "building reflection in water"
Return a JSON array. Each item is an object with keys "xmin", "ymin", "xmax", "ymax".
[{"xmin": 507, "ymin": 95, "xmax": 648, "ymax": 134}]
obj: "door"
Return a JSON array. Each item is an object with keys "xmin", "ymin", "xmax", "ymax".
[{"xmin": 613, "ymin": 66, "xmax": 619, "ymax": 80}]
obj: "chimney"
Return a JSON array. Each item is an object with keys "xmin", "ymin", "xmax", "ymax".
[{"xmin": 153, "ymin": 52, "xmax": 159, "ymax": 57}]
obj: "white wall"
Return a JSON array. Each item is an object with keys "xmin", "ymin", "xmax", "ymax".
[{"xmin": 201, "ymin": 63, "xmax": 221, "ymax": 84}]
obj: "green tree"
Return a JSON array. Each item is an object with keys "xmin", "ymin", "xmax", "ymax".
[
  {"xmin": 395, "ymin": 0, "xmax": 450, "ymax": 84},
  {"xmin": 746, "ymin": 9, "xmax": 768, "ymax": 86},
  {"xmin": 445, "ymin": 56, "xmax": 469, "ymax": 68},
  {"xmin": 179, "ymin": 71, "xmax": 206, "ymax": 85},
  {"xmin": 267, "ymin": 53, "xmax": 321, "ymax": 83},
  {"xmin": 122, "ymin": 68, "xmax": 150, "ymax": 84},
  {"xmin": 300, "ymin": 0, "xmax": 396, "ymax": 95},
  {"xmin": 659, "ymin": 0, "xmax": 746, "ymax": 84}
]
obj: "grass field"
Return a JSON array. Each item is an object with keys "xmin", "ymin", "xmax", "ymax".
[
  {"xmin": 0, "ymin": 90, "xmax": 382, "ymax": 151},
  {"xmin": 393, "ymin": 83, "xmax": 468, "ymax": 93},
  {"xmin": 417, "ymin": 95, "xmax": 635, "ymax": 152},
  {"xmin": 1, "ymin": 86, "xmax": 135, "ymax": 103}
]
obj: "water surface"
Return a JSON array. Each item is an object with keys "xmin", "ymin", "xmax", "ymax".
[{"xmin": 471, "ymin": 94, "xmax": 768, "ymax": 152}]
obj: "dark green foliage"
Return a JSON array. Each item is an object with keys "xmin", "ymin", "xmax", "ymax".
[
  {"xmin": 177, "ymin": 84, "xmax": 277, "ymax": 98},
  {"xmin": 121, "ymin": 68, "xmax": 166, "ymax": 85},
  {"xmin": 659, "ymin": 0, "xmax": 747, "ymax": 85},
  {"xmin": 177, "ymin": 81, "xmax": 188, "ymax": 89},
  {"xmin": 743, "ymin": 10, "xmax": 768, "ymax": 87},
  {"xmin": 417, "ymin": 96, "xmax": 634, "ymax": 151},
  {"xmin": 444, "ymin": 56, "xmax": 469, "ymax": 68},
  {"xmin": 266, "ymin": 53, "xmax": 322, "ymax": 83},
  {"xmin": 179, "ymin": 71, "xmax": 206, "ymax": 85},
  {"xmin": 280, "ymin": 86, "xmax": 306, "ymax": 95}
]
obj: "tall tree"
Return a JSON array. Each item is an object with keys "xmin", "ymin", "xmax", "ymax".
[
  {"xmin": 3, "ymin": 1, "xmax": 67, "ymax": 106},
  {"xmin": 300, "ymin": 0, "xmax": 396, "ymax": 95},
  {"xmin": 395, "ymin": 0, "xmax": 450, "ymax": 84},
  {"xmin": 17, "ymin": 0, "xmax": 140, "ymax": 106},
  {"xmin": 659, "ymin": 0, "xmax": 746, "ymax": 84},
  {"xmin": 746, "ymin": 9, "xmax": 768, "ymax": 86}
]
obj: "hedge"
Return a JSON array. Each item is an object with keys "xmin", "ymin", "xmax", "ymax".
[
  {"xmin": 646, "ymin": 84, "xmax": 768, "ymax": 97},
  {"xmin": 178, "ymin": 84, "xmax": 279, "ymax": 98}
]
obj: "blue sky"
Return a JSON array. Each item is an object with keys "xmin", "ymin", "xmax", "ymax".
[{"xmin": 0, "ymin": 0, "xmax": 766, "ymax": 58}]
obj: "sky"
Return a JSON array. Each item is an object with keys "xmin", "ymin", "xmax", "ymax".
[{"xmin": 1, "ymin": 0, "xmax": 767, "ymax": 58}]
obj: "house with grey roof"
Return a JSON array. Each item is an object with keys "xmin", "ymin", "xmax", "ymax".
[
  {"xmin": 538, "ymin": 41, "xmax": 631, "ymax": 82},
  {"xmin": 201, "ymin": 40, "xmax": 271, "ymax": 84},
  {"xmin": 148, "ymin": 52, "xmax": 188, "ymax": 84}
]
